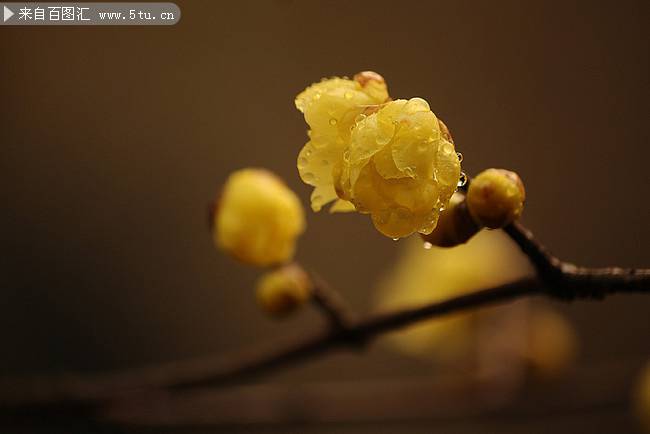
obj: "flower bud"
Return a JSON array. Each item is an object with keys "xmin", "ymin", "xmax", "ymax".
[
  {"xmin": 353, "ymin": 71, "xmax": 389, "ymax": 103},
  {"xmin": 212, "ymin": 168, "xmax": 305, "ymax": 267},
  {"xmin": 466, "ymin": 168, "xmax": 525, "ymax": 229},
  {"xmin": 421, "ymin": 192, "xmax": 480, "ymax": 247},
  {"xmin": 523, "ymin": 308, "xmax": 578, "ymax": 381},
  {"xmin": 256, "ymin": 264, "xmax": 312, "ymax": 317}
]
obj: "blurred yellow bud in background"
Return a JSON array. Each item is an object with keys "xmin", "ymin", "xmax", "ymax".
[
  {"xmin": 522, "ymin": 307, "xmax": 578, "ymax": 380},
  {"xmin": 635, "ymin": 361, "xmax": 650, "ymax": 433},
  {"xmin": 212, "ymin": 168, "xmax": 305, "ymax": 267},
  {"xmin": 256, "ymin": 264, "xmax": 312, "ymax": 317},
  {"xmin": 375, "ymin": 230, "xmax": 532, "ymax": 362},
  {"xmin": 467, "ymin": 168, "xmax": 525, "ymax": 229}
]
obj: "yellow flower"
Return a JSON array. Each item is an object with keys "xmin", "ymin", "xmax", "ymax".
[
  {"xmin": 337, "ymin": 98, "xmax": 461, "ymax": 238},
  {"xmin": 212, "ymin": 168, "xmax": 305, "ymax": 267},
  {"xmin": 295, "ymin": 72, "xmax": 462, "ymax": 238},
  {"xmin": 296, "ymin": 73, "xmax": 389, "ymax": 213},
  {"xmin": 256, "ymin": 264, "xmax": 312, "ymax": 317}
]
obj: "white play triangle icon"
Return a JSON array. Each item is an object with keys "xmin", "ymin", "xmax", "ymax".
[{"xmin": 4, "ymin": 5, "xmax": 14, "ymax": 22}]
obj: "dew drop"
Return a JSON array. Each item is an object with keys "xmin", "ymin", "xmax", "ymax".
[
  {"xmin": 420, "ymin": 223, "xmax": 435, "ymax": 235},
  {"xmin": 392, "ymin": 237, "xmax": 400, "ymax": 241},
  {"xmin": 305, "ymin": 149, "xmax": 312, "ymax": 157},
  {"xmin": 329, "ymin": 118, "xmax": 338, "ymax": 126},
  {"xmin": 441, "ymin": 142, "xmax": 453, "ymax": 156},
  {"xmin": 343, "ymin": 149, "xmax": 351, "ymax": 162},
  {"xmin": 298, "ymin": 157, "xmax": 308, "ymax": 168},
  {"xmin": 314, "ymin": 93, "xmax": 321, "ymax": 100},
  {"xmin": 457, "ymin": 172, "xmax": 467, "ymax": 187},
  {"xmin": 403, "ymin": 167, "xmax": 415, "ymax": 177},
  {"xmin": 303, "ymin": 172, "xmax": 315, "ymax": 182},
  {"xmin": 354, "ymin": 114, "xmax": 366, "ymax": 124},
  {"xmin": 344, "ymin": 91, "xmax": 353, "ymax": 100},
  {"xmin": 456, "ymin": 152, "xmax": 463, "ymax": 163},
  {"xmin": 423, "ymin": 241, "xmax": 433, "ymax": 250},
  {"xmin": 376, "ymin": 134, "xmax": 391, "ymax": 145}
]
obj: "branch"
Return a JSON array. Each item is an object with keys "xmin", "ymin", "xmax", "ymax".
[
  {"xmin": 307, "ymin": 270, "xmax": 356, "ymax": 330},
  {"xmin": 0, "ymin": 223, "xmax": 647, "ymax": 419},
  {"xmin": 504, "ymin": 222, "xmax": 650, "ymax": 299},
  {"xmin": 0, "ymin": 278, "xmax": 543, "ymax": 415}
]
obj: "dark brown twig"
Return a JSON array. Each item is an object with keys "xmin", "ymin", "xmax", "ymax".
[
  {"xmin": 0, "ymin": 278, "xmax": 543, "ymax": 413},
  {"xmin": 0, "ymin": 223, "xmax": 647, "ymax": 418},
  {"xmin": 307, "ymin": 270, "xmax": 356, "ymax": 330},
  {"xmin": 504, "ymin": 222, "xmax": 650, "ymax": 299}
]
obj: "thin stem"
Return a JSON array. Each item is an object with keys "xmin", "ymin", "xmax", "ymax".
[
  {"xmin": 503, "ymin": 222, "xmax": 562, "ymax": 279},
  {"xmin": 307, "ymin": 270, "xmax": 356, "ymax": 330},
  {"xmin": 504, "ymin": 221, "xmax": 650, "ymax": 299}
]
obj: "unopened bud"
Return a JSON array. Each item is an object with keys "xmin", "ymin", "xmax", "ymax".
[
  {"xmin": 466, "ymin": 168, "xmax": 525, "ymax": 229},
  {"xmin": 256, "ymin": 264, "xmax": 312, "ymax": 317},
  {"xmin": 421, "ymin": 192, "xmax": 480, "ymax": 247}
]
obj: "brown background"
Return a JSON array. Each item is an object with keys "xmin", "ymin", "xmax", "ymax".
[{"xmin": 0, "ymin": 0, "xmax": 649, "ymax": 432}]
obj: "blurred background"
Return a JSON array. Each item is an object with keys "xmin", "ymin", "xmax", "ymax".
[{"xmin": 1, "ymin": 0, "xmax": 649, "ymax": 432}]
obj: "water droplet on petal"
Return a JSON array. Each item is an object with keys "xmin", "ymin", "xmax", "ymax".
[
  {"xmin": 303, "ymin": 172, "xmax": 315, "ymax": 182},
  {"xmin": 456, "ymin": 152, "xmax": 463, "ymax": 163},
  {"xmin": 298, "ymin": 157, "xmax": 308, "ymax": 168},
  {"xmin": 423, "ymin": 241, "xmax": 433, "ymax": 250},
  {"xmin": 329, "ymin": 118, "xmax": 338, "ymax": 126},
  {"xmin": 376, "ymin": 134, "xmax": 391, "ymax": 145},
  {"xmin": 344, "ymin": 91, "xmax": 353, "ymax": 100},
  {"xmin": 392, "ymin": 237, "xmax": 400, "ymax": 241},
  {"xmin": 457, "ymin": 172, "xmax": 467, "ymax": 187}
]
